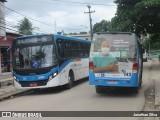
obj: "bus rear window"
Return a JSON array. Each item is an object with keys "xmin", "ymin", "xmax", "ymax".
[{"xmin": 90, "ymin": 33, "xmax": 137, "ymax": 62}]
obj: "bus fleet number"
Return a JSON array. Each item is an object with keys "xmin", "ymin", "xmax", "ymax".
[{"xmin": 124, "ymin": 73, "xmax": 131, "ymax": 76}]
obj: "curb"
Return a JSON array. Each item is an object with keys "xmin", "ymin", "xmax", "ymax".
[
  {"xmin": 155, "ymin": 79, "xmax": 160, "ymax": 107},
  {"xmin": 0, "ymin": 78, "xmax": 13, "ymax": 87},
  {"xmin": 0, "ymin": 86, "xmax": 30, "ymax": 100},
  {"xmin": 0, "ymin": 72, "xmax": 12, "ymax": 76}
]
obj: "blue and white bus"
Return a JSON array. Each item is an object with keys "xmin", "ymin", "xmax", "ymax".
[
  {"xmin": 89, "ymin": 32, "xmax": 143, "ymax": 93},
  {"xmin": 12, "ymin": 34, "xmax": 91, "ymax": 89}
]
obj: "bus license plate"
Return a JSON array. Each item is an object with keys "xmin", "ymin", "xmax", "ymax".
[
  {"xmin": 30, "ymin": 83, "xmax": 38, "ymax": 87},
  {"xmin": 107, "ymin": 81, "xmax": 118, "ymax": 84}
]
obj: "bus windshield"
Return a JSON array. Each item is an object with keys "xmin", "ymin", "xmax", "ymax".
[
  {"xmin": 13, "ymin": 44, "xmax": 57, "ymax": 69},
  {"xmin": 90, "ymin": 33, "xmax": 137, "ymax": 62}
]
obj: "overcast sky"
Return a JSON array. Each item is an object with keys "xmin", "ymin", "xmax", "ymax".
[{"xmin": 4, "ymin": 0, "xmax": 117, "ymax": 34}]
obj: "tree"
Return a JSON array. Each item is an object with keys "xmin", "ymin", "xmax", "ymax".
[
  {"xmin": 110, "ymin": 16, "xmax": 134, "ymax": 32},
  {"xmin": 17, "ymin": 17, "xmax": 34, "ymax": 35},
  {"xmin": 113, "ymin": 0, "xmax": 160, "ymax": 37},
  {"xmin": 134, "ymin": 0, "xmax": 160, "ymax": 35},
  {"xmin": 68, "ymin": 32, "xmax": 78, "ymax": 35},
  {"xmin": 110, "ymin": 0, "xmax": 141, "ymax": 36},
  {"xmin": 93, "ymin": 20, "xmax": 111, "ymax": 33},
  {"xmin": 79, "ymin": 31, "xmax": 88, "ymax": 34}
]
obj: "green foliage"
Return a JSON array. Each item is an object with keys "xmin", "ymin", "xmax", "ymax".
[
  {"xmin": 142, "ymin": 37, "xmax": 151, "ymax": 50},
  {"xmin": 110, "ymin": 16, "xmax": 134, "ymax": 32},
  {"xmin": 112, "ymin": 0, "xmax": 160, "ymax": 36},
  {"xmin": 17, "ymin": 17, "xmax": 34, "ymax": 35},
  {"xmin": 79, "ymin": 31, "xmax": 88, "ymax": 34},
  {"xmin": 112, "ymin": 0, "xmax": 142, "ymax": 36},
  {"xmin": 143, "ymin": 34, "xmax": 160, "ymax": 50},
  {"xmin": 68, "ymin": 33, "xmax": 78, "ymax": 35},
  {"xmin": 92, "ymin": 0, "xmax": 160, "ymax": 50},
  {"xmin": 134, "ymin": 0, "xmax": 160, "ymax": 34},
  {"xmin": 93, "ymin": 20, "xmax": 111, "ymax": 33}
]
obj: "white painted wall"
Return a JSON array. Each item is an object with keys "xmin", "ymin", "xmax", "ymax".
[
  {"xmin": 0, "ymin": 1, "xmax": 6, "ymax": 38},
  {"xmin": 0, "ymin": 48, "xmax": 1, "ymax": 74}
]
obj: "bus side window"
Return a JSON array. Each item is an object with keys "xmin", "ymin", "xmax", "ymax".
[
  {"xmin": 57, "ymin": 44, "xmax": 61, "ymax": 57},
  {"xmin": 56, "ymin": 39, "xmax": 64, "ymax": 58}
]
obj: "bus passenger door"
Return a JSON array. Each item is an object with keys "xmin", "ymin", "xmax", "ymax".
[{"xmin": 56, "ymin": 39, "xmax": 68, "ymax": 85}]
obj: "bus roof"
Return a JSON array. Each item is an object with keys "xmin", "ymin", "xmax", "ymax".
[
  {"xmin": 95, "ymin": 32, "xmax": 135, "ymax": 35},
  {"xmin": 15, "ymin": 34, "xmax": 91, "ymax": 43},
  {"xmin": 54, "ymin": 34, "xmax": 91, "ymax": 43},
  {"xmin": 16, "ymin": 34, "xmax": 51, "ymax": 39}
]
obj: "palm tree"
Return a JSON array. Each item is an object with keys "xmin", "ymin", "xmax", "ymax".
[{"xmin": 17, "ymin": 17, "xmax": 34, "ymax": 35}]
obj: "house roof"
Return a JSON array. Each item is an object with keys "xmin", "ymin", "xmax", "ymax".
[{"xmin": 6, "ymin": 32, "xmax": 22, "ymax": 37}]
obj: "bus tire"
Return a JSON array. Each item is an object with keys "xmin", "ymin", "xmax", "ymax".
[
  {"xmin": 95, "ymin": 86, "xmax": 105, "ymax": 94},
  {"xmin": 133, "ymin": 87, "xmax": 139, "ymax": 94},
  {"xmin": 139, "ymin": 67, "xmax": 143, "ymax": 87},
  {"xmin": 65, "ymin": 71, "xmax": 74, "ymax": 89}
]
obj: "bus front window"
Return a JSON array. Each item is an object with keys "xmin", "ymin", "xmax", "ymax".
[{"xmin": 14, "ymin": 44, "xmax": 57, "ymax": 69}]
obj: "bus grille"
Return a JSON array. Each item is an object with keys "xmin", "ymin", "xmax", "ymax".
[{"xmin": 19, "ymin": 80, "xmax": 48, "ymax": 87}]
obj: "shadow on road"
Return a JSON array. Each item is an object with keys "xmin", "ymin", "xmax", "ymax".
[
  {"xmin": 95, "ymin": 87, "xmax": 141, "ymax": 97},
  {"xmin": 18, "ymin": 78, "xmax": 88, "ymax": 96}
]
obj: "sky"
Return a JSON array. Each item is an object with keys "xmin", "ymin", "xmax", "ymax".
[{"xmin": 4, "ymin": 0, "xmax": 117, "ymax": 34}]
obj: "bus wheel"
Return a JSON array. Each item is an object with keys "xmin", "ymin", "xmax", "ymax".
[
  {"xmin": 139, "ymin": 70, "xmax": 143, "ymax": 88},
  {"xmin": 139, "ymin": 81, "xmax": 143, "ymax": 88},
  {"xmin": 133, "ymin": 87, "xmax": 139, "ymax": 94},
  {"xmin": 65, "ymin": 71, "xmax": 74, "ymax": 89},
  {"xmin": 95, "ymin": 86, "xmax": 105, "ymax": 94}
]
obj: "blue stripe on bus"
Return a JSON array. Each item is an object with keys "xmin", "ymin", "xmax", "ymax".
[
  {"xmin": 58, "ymin": 58, "xmax": 81, "ymax": 73},
  {"xmin": 13, "ymin": 66, "xmax": 59, "ymax": 82},
  {"xmin": 89, "ymin": 71, "xmax": 139, "ymax": 87}
]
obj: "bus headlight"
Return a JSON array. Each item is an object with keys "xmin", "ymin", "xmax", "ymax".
[
  {"xmin": 53, "ymin": 72, "xmax": 57, "ymax": 77},
  {"xmin": 48, "ymin": 71, "xmax": 58, "ymax": 81},
  {"xmin": 13, "ymin": 76, "xmax": 20, "ymax": 83}
]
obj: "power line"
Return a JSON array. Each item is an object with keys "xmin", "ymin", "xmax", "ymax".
[
  {"xmin": 0, "ymin": 4, "xmax": 84, "ymax": 31},
  {"xmin": 0, "ymin": 22, "xmax": 47, "ymax": 35},
  {"xmin": 1, "ymin": 17, "xmax": 72, "ymax": 34},
  {"xmin": 0, "ymin": 19, "xmax": 48, "ymax": 34},
  {"xmin": 0, "ymin": 18, "xmax": 18, "ymax": 29},
  {"xmin": 1, "ymin": 5, "xmax": 55, "ymax": 27},
  {"xmin": 0, "ymin": 25, "xmax": 21, "ymax": 33},
  {"xmin": 27, "ymin": 0, "xmax": 116, "ymax": 6},
  {"xmin": 1, "ymin": 3, "xmax": 90, "ymax": 34},
  {"xmin": 51, "ymin": 0, "xmax": 116, "ymax": 6},
  {"xmin": 0, "ymin": 22, "xmax": 16, "ymax": 29}
]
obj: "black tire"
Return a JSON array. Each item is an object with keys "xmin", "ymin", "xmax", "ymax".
[
  {"xmin": 139, "ymin": 60, "xmax": 143, "ymax": 87},
  {"xmin": 95, "ymin": 86, "xmax": 106, "ymax": 94},
  {"xmin": 139, "ymin": 70, "xmax": 143, "ymax": 87},
  {"xmin": 64, "ymin": 71, "xmax": 74, "ymax": 89},
  {"xmin": 133, "ymin": 87, "xmax": 139, "ymax": 94}
]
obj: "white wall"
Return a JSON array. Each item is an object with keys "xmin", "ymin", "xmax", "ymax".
[
  {"xmin": 0, "ymin": 48, "xmax": 1, "ymax": 74},
  {"xmin": 0, "ymin": 1, "xmax": 6, "ymax": 38}
]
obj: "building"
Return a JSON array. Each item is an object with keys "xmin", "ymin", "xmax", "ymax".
[
  {"xmin": 0, "ymin": 0, "xmax": 7, "ymax": 38},
  {"xmin": 69, "ymin": 34, "xmax": 91, "ymax": 40},
  {"xmin": 0, "ymin": 0, "xmax": 21, "ymax": 74},
  {"xmin": 0, "ymin": 32, "xmax": 21, "ymax": 74}
]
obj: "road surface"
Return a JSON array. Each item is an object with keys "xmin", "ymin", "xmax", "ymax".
[{"xmin": 0, "ymin": 61, "xmax": 157, "ymax": 120}]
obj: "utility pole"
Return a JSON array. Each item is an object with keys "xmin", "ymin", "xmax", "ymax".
[
  {"xmin": 84, "ymin": 5, "xmax": 95, "ymax": 40},
  {"xmin": 55, "ymin": 21, "xmax": 57, "ymax": 34}
]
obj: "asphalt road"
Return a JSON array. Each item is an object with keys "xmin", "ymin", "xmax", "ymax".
[{"xmin": 0, "ymin": 61, "xmax": 157, "ymax": 120}]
